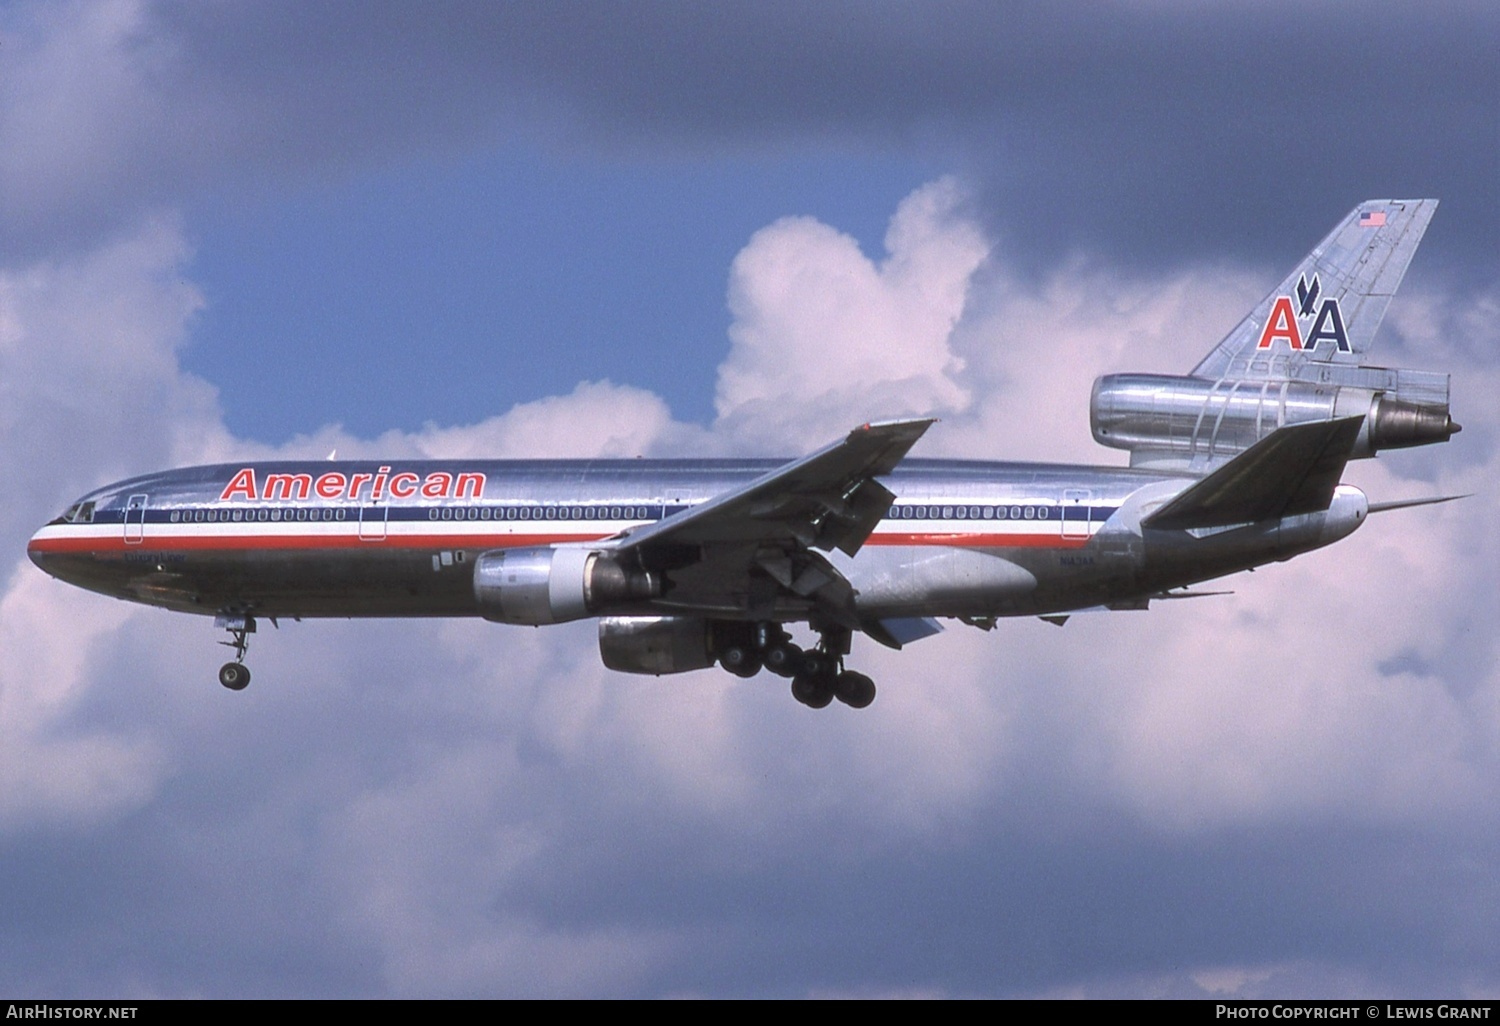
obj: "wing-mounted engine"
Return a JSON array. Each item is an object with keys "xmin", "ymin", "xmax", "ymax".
[
  {"xmin": 597, "ymin": 616, "xmax": 717, "ymax": 674},
  {"xmin": 473, "ymin": 546, "xmax": 662, "ymax": 625},
  {"xmin": 1091, "ymin": 369, "xmax": 1457, "ymax": 470}
]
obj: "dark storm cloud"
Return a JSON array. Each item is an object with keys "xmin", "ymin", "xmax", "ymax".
[
  {"xmin": 461, "ymin": 0, "xmax": 1498, "ymax": 268},
  {"xmin": 4, "ymin": 1, "xmax": 1493, "ymax": 265}
]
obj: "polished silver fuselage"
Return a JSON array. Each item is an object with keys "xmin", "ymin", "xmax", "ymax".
[{"xmin": 26, "ymin": 457, "xmax": 1366, "ymax": 623}]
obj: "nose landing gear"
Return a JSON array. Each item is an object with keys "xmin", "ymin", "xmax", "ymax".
[
  {"xmin": 218, "ymin": 661, "xmax": 251, "ymax": 690},
  {"xmin": 215, "ymin": 614, "xmax": 255, "ymax": 691}
]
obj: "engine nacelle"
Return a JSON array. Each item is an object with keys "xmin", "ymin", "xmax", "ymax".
[
  {"xmin": 598, "ymin": 616, "xmax": 717, "ymax": 675},
  {"xmin": 1090, "ymin": 373, "xmax": 1458, "ymax": 466},
  {"xmin": 473, "ymin": 546, "xmax": 661, "ymax": 626}
]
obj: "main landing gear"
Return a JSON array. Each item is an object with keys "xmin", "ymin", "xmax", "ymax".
[
  {"xmin": 716, "ymin": 622, "xmax": 878, "ymax": 710},
  {"xmin": 215, "ymin": 614, "xmax": 255, "ymax": 691}
]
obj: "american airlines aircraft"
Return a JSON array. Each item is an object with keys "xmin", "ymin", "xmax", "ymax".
[{"xmin": 28, "ymin": 200, "xmax": 1460, "ymax": 708}]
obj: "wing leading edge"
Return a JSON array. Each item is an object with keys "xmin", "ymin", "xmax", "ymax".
[
  {"xmin": 607, "ymin": 419, "xmax": 934, "ymax": 629},
  {"xmin": 612, "ymin": 419, "xmax": 934, "ymax": 558}
]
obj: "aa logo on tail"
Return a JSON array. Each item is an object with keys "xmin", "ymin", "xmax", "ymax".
[{"xmin": 1255, "ymin": 274, "xmax": 1351, "ymax": 353}]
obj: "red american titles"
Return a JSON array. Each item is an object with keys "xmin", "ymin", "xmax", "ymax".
[{"xmin": 219, "ymin": 467, "xmax": 487, "ymax": 503}]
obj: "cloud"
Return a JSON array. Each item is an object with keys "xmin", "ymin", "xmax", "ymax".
[
  {"xmin": 0, "ymin": 567, "xmax": 164, "ymax": 827},
  {"xmin": 0, "ymin": 217, "xmax": 221, "ymax": 828},
  {"xmin": 0, "ymin": 215, "xmax": 222, "ymax": 517},
  {"xmin": 2, "ymin": 180, "xmax": 1498, "ymax": 996},
  {"xmin": 402, "ymin": 381, "xmax": 712, "ymax": 461},
  {"xmin": 4, "ymin": 2, "xmax": 1495, "ymax": 269},
  {"xmin": 715, "ymin": 176, "xmax": 984, "ymax": 447}
]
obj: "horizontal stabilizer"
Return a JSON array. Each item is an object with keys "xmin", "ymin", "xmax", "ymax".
[{"xmin": 1143, "ymin": 417, "xmax": 1364, "ymax": 531}]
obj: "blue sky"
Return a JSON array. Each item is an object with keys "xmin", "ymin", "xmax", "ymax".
[
  {"xmin": 1, "ymin": 0, "xmax": 1497, "ymax": 999},
  {"xmin": 182, "ymin": 146, "xmax": 940, "ymax": 435}
]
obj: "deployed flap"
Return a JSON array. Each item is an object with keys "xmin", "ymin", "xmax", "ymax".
[
  {"xmin": 613, "ymin": 419, "xmax": 934, "ymax": 559},
  {"xmin": 862, "ymin": 616, "xmax": 944, "ymax": 650},
  {"xmin": 1143, "ymin": 417, "xmax": 1364, "ymax": 531},
  {"xmin": 1193, "ymin": 199, "xmax": 1437, "ymax": 381}
]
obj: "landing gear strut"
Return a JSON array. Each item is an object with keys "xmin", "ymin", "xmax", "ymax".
[
  {"xmin": 215, "ymin": 614, "xmax": 255, "ymax": 691},
  {"xmin": 715, "ymin": 621, "xmax": 879, "ymax": 709}
]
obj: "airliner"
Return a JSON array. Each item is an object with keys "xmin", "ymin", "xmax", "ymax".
[{"xmin": 28, "ymin": 200, "xmax": 1460, "ymax": 708}]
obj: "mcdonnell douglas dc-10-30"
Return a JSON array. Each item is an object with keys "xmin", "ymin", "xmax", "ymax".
[{"xmin": 29, "ymin": 200, "xmax": 1461, "ymax": 708}]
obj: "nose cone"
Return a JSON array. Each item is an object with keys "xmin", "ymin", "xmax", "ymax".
[
  {"xmin": 28, "ymin": 514, "xmax": 137, "ymax": 602},
  {"xmin": 28, "ymin": 525, "xmax": 60, "ymax": 576}
]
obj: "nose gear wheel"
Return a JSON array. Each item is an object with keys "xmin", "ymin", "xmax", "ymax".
[{"xmin": 215, "ymin": 613, "xmax": 257, "ymax": 691}]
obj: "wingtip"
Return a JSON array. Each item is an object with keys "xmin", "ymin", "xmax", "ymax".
[{"xmin": 859, "ymin": 416, "xmax": 939, "ymax": 433}]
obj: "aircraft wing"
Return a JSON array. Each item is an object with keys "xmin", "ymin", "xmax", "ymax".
[
  {"xmin": 613, "ymin": 419, "xmax": 933, "ymax": 557},
  {"xmin": 608, "ymin": 419, "xmax": 934, "ymax": 627}
]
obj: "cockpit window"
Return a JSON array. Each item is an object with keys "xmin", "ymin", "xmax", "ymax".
[{"xmin": 54, "ymin": 501, "xmax": 96, "ymax": 525}]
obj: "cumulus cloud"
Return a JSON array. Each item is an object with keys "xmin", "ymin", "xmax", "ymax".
[
  {"xmin": 716, "ymin": 177, "xmax": 984, "ymax": 447},
  {"xmin": 400, "ymin": 381, "xmax": 712, "ymax": 461},
  {"xmin": 2, "ymin": 179, "xmax": 1497, "ymax": 996},
  {"xmin": 934, "ymin": 255, "xmax": 1268, "ymax": 462},
  {"xmin": 0, "ymin": 567, "xmax": 164, "ymax": 827},
  {"xmin": 0, "ymin": 217, "xmax": 222, "ymax": 827},
  {"xmin": 0, "ymin": 216, "xmax": 223, "ymax": 516}
]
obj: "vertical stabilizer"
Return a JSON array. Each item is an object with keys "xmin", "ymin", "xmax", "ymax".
[
  {"xmin": 1090, "ymin": 199, "xmax": 1454, "ymax": 472},
  {"xmin": 1193, "ymin": 199, "xmax": 1437, "ymax": 381}
]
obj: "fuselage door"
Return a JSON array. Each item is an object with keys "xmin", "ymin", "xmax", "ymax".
[
  {"xmin": 124, "ymin": 493, "xmax": 148, "ymax": 545},
  {"xmin": 1062, "ymin": 489, "xmax": 1092, "ymax": 540},
  {"xmin": 359, "ymin": 502, "xmax": 388, "ymax": 542}
]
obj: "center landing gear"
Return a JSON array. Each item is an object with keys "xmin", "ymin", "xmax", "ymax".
[
  {"xmin": 215, "ymin": 614, "xmax": 255, "ymax": 691},
  {"xmin": 791, "ymin": 660, "xmax": 876, "ymax": 710},
  {"xmin": 716, "ymin": 621, "xmax": 878, "ymax": 709}
]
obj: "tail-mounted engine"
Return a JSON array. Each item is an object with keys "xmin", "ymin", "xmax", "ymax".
[
  {"xmin": 473, "ymin": 546, "xmax": 662, "ymax": 625},
  {"xmin": 1090, "ymin": 368, "xmax": 1458, "ymax": 468}
]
